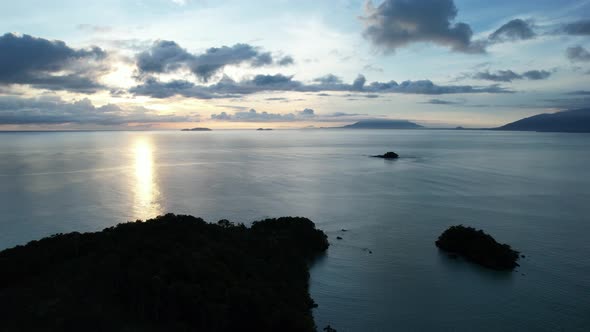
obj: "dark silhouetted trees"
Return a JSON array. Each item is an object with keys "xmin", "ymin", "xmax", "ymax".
[
  {"xmin": 0, "ymin": 214, "xmax": 329, "ymax": 331},
  {"xmin": 436, "ymin": 225, "xmax": 520, "ymax": 270}
]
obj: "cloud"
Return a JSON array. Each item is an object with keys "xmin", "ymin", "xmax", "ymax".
[
  {"xmin": 130, "ymin": 72, "xmax": 513, "ymax": 99},
  {"xmin": 211, "ymin": 108, "xmax": 299, "ymax": 122},
  {"xmin": 297, "ymin": 108, "xmax": 315, "ymax": 117},
  {"xmin": 76, "ymin": 24, "xmax": 112, "ymax": 33},
  {"xmin": 210, "ymin": 108, "xmax": 376, "ymax": 123},
  {"xmin": 363, "ymin": 64, "xmax": 384, "ymax": 72},
  {"xmin": 521, "ymin": 70, "xmax": 551, "ymax": 80},
  {"xmin": 473, "ymin": 69, "xmax": 551, "ymax": 82},
  {"xmin": 566, "ymin": 90, "xmax": 590, "ymax": 95},
  {"xmin": 361, "ymin": 0, "xmax": 484, "ymax": 53},
  {"xmin": 566, "ymin": 45, "xmax": 590, "ymax": 62},
  {"xmin": 327, "ymin": 112, "xmax": 366, "ymax": 117},
  {"xmin": 0, "ymin": 95, "xmax": 196, "ymax": 125},
  {"xmin": 421, "ymin": 98, "xmax": 461, "ymax": 105},
  {"xmin": 136, "ymin": 41, "xmax": 294, "ymax": 82},
  {"xmin": 0, "ymin": 33, "xmax": 108, "ymax": 92},
  {"xmin": 277, "ymin": 56, "xmax": 294, "ymax": 66},
  {"xmin": 562, "ymin": 20, "xmax": 590, "ymax": 35},
  {"xmin": 352, "ymin": 74, "xmax": 366, "ymax": 90},
  {"xmin": 313, "ymin": 74, "xmax": 343, "ymax": 85},
  {"xmin": 488, "ymin": 19, "xmax": 535, "ymax": 43}
]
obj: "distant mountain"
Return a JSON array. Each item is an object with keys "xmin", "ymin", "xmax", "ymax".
[
  {"xmin": 181, "ymin": 127, "xmax": 212, "ymax": 131},
  {"xmin": 495, "ymin": 108, "xmax": 590, "ymax": 133},
  {"xmin": 339, "ymin": 119, "xmax": 423, "ymax": 129}
]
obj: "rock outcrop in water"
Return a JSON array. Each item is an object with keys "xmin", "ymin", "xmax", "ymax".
[
  {"xmin": 435, "ymin": 225, "xmax": 520, "ymax": 270},
  {"xmin": 372, "ymin": 151, "xmax": 399, "ymax": 159},
  {"xmin": 0, "ymin": 214, "xmax": 329, "ymax": 331}
]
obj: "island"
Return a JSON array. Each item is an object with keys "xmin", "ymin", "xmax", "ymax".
[
  {"xmin": 372, "ymin": 151, "xmax": 399, "ymax": 159},
  {"xmin": 495, "ymin": 107, "xmax": 590, "ymax": 133},
  {"xmin": 435, "ymin": 225, "xmax": 520, "ymax": 270},
  {"xmin": 256, "ymin": 128, "xmax": 273, "ymax": 131},
  {"xmin": 181, "ymin": 127, "xmax": 212, "ymax": 131},
  {"xmin": 337, "ymin": 119, "xmax": 423, "ymax": 129},
  {"xmin": 0, "ymin": 214, "xmax": 330, "ymax": 331}
]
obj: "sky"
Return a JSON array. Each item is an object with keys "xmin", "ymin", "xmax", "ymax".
[{"xmin": 0, "ymin": 0, "xmax": 589, "ymax": 130}]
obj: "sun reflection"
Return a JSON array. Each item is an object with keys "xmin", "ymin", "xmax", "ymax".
[{"xmin": 132, "ymin": 138, "xmax": 162, "ymax": 219}]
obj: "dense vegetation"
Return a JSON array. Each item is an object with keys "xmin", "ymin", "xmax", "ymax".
[
  {"xmin": 0, "ymin": 214, "xmax": 329, "ymax": 331},
  {"xmin": 436, "ymin": 225, "xmax": 520, "ymax": 270}
]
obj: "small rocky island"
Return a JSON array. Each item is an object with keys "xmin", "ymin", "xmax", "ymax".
[
  {"xmin": 0, "ymin": 214, "xmax": 329, "ymax": 331},
  {"xmin": 181, "ymin": 127, "xmax": 212, "ymax": 131},
  {"xmin": 256, "ymin": 128, "xmax": 273, "ymax": 131},
  {"xmin": 436, "ymin": 225, "xmax": 520, "ymax": 270},
  {"xmin": 372, "ymin": 151, "xmax": 399, "ymax": 159}
]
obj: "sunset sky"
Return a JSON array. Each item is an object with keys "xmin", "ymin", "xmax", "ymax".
[{"xmin": 1, "ymin": 0, "xmax": 589, "ymax": 130}]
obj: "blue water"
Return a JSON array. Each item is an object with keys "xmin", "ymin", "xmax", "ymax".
[{"xmin": 1, "ymin": 130, "xmax": 589, "ymax": 331}]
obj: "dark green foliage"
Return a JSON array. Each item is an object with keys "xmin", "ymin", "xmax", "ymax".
[
  {"xmin": 435, "ymin": 225, "xmax": 520, "ymax": 270},
  {"xmin": 0, "ymin": 214, "xmax": 329, "ymax": 331}
]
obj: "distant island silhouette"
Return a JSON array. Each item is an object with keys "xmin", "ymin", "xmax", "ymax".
[
  {"xmin": 327, "ymin": 108, "xmax": 590, "ymax": 133},
  {"xmin": 181, "ymin": 127, "xmax": 212, "ymax": 131},
  {"xmin": 436, "ymin": 225, "xmax": 520, "ymax": 270},
  {"xmin": 494, "ymin": 108, "xmax": 590, "ymax": 133},
  {"xmin": 256, "ymin": 128, "xmax": 273, "ymax": 131},
  {"xmin": 0, "ymin": 214, "xmax": 329, "ymax": 331},
  {"xmin": 337, "ymin": 119, "xmax": 423, "ymax": 129}
]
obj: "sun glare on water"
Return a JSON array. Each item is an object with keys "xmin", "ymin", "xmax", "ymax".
[{"xmin": 132, "ymin": 138, "xmax": 162, "ymax": 219}]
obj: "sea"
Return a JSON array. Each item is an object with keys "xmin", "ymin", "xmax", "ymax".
[{"xmin": 0, "ymin": 129, "xmax": 589, "ymax": 331}]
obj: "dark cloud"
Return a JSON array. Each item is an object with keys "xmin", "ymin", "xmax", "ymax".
[
  {"xmin": 489, "ymin": 19, "xmax": 535, "ymax": 43},
  {"xmin": 521, "ymin": 70, "xmax": 551, "ymax": 80},
  {"xmin": 361, "ymin": 0, "xmax": 484, "ymax": 53},
  {"xmin": 297, "ymin": 108, "xmax": 315, "ymax": 117},
  {"xmin": 366, "ymin": 79, "xmax": 511, "ymax": 94},
  {"xmin": 136, "ymin": 41, "xmax": 294, "ymax": 81},
  {"xmin": 483, "ymin": 70, "xmax": 522, "ymax": 82},
  {"xmin": 130, "ymin": 72, "xmax": 513, "ymax": 99},
  {"xmin": 251, "ymin": 52, "xmax": 273, "ymax": 67},
  {"xmin": 313, "ymin": 74, "xmax": 343, "ymax": 85},
  {"xmin": 352, "ymin": 74, "xmax": 366, "ymax": 90},
  {"xmin": 562, "ymin": 20, "xmax": 590, "ymax": 35},
  {"xmin": 0, "ymin": 33, "xmax": 108, "ymax": 92},
  {"xmin": 277, "ymin": 56, "xmax": 294, "ymax": 66},
  {"xmin": 0, "ymin": 96, "xmax": 196, "ymax": 125},
  {"xmin": 473, "ymin": 69, "xmax": 551, "ymax": 82},
  {"xmin": 566, "ymin": 45, "xmax": 590, "ymax": 62}
]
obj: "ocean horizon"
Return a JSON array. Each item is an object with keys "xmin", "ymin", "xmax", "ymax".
[{"xmin": 1, "ymin": 129, "xmax": 589, "ymax": 331}]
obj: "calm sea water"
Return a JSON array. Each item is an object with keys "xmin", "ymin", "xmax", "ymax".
[{"xmin": 1, "ymin": 130, "xmax": 589, "ymax": 331}]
